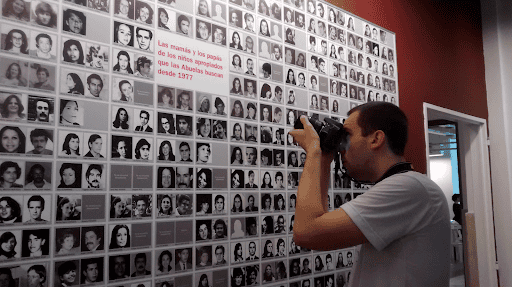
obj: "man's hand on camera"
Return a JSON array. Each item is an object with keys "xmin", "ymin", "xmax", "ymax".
[
  {"xmin": 289, "ymin": 116, "xmax": 321, "ymax": 154},
  {"xmin": 289, "ymin": 116, "xmax": 334, "ymax": 162}
]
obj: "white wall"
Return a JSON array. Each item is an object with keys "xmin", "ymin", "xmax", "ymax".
[
  {"xmin": 480, "ymin": 0, "xmax": 512, "ymax": 284},
  {"xmin": 429, "ymin": 156, "xmax": 455, "ymax": 220}
]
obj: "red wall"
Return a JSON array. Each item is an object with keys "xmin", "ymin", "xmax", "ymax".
[{"xmin": 327, "ymin": 0, "xmax": 488, "ymax": 173}]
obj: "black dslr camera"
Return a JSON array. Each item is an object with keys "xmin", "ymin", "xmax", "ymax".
[{"xmin": 294, "ymin": 116, "xmax": 349, "ymax": 153}]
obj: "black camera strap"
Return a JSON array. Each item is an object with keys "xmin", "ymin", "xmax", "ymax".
[
  {"xmin": 334, "ymin": 153, "xmax": 413, "ymax": 186},
  {"xmin": 374, "ymin": 162, "xmax": 413, "ymax": 184}
]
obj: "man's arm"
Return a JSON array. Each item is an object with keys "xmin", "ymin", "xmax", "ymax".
[{"xmin": 290, "ymin": 117, "xmax": 368, "ymax": 251}]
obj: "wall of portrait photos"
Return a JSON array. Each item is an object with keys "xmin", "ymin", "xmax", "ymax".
[{"xmin": 0, "ymin": 0, "xmax": 398, "ymax": 286}]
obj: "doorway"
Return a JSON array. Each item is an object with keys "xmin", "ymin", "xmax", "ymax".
[
  {"xmin": 423, "ymin": 103, "xmax": 497, "ymax": 287},
  {"xmin": 427, "ymin": 120, "xmax": 464, "ymax": 286}
]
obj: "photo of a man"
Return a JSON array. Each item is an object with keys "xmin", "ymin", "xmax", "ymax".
[
  {"xmin": 136, "ymin": 27, "xmax": 152, "ymax": 51},
  {"xmin": 80, "ymin": 258, "xmax": 102, "ymax": 284},
  {"xmin": 31, "ymin": 67, "xmax": 54, "ymax": 91},
  {"xmin": 84, "ymin": 134, "xmax": 104, "ymax": 158},
  {"xmin": 85, "ymin": 74, "xmax": 104, "ymax": 98},
  {"xmin": 24, "ymin": 195, "xmax": 48, "ymax": 222},
  {"xmin": 175, "ymin": 248, "xmax": 192, "ymax": 271},
  {"xmin": 84, "ymin": 164, "xmax": 102, "ymax": 189},
  {"xmin": 135, "ymin": 110, "xmax": 153, "ymax": 132},
  {"xmin": 27, "ymin": 129, "xmax": 53, "ymax": 155},
  {"xmin": 81, "ymin": 226, "xmax": 104, "ymax": 252},
  {"xmin": 176, "ymin": 167, "xmax": 192, "ymax": 188},
  {"xmin": 22, "ymin": 229, "xmax": 49, "ymax": 258},
  {"xmin": 27, "ymin": 265, "xmax": 47, "ymax": 287},
  {"xmin": 109, "ymin": 255, "xmax": 130, "ymax": 280},
  {"xmin": 131, "ymin": 253, "xmax": 151, "ymax": 277},
  {"xmin": 175, "ymin": 194, "xmax": 192, "ymax": 215},
  {"xmin": 30, "ymin": 98, "xmax": 52, "ymax": 123}
]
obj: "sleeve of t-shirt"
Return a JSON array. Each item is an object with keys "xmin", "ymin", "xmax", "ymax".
[{"xmin": 341, "ymin": 173, "xmax": 434, "ymax": 251}]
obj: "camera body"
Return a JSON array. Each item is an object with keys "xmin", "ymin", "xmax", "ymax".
[{"xmin": 294, "ymin": 116, "xmax": 349, "ymax": 153}]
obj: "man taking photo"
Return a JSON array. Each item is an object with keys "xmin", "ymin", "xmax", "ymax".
[{"xmin": 290, "ymin": 102, "xmax": 450, "ymax": 286}]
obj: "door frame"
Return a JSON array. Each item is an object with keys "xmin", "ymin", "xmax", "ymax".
[{"xmin": 423, "ymin": 103, "xmax": 497, "ymax": 286}]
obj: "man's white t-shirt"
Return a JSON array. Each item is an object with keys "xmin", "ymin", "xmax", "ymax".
[{"xmin": 341, "ymin": 171, "xmax": 450, "ymax": 287}]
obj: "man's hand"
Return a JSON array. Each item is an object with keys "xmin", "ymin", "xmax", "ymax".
[
  {"xmin": 288, "ymin": 116, "xmax": 321, "ymax": 154},
  {"xmin": 289, "ymin": 116, "xmax": 335, "ymax": 163}
]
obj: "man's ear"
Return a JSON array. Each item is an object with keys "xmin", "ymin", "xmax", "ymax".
[{"xmin": 369, "ymin": 130, "xmax": 386, "ymax": 150}]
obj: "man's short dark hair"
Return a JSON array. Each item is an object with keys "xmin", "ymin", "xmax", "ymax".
[
  {"xmin": 86, "ymin": 164, "xmax": 102, "ymax": 177},
  {"xmin": 136, "ymin": 27, "xmax": 153, "ymax": 39},
  {"xmin": 140, "ymin": 110, "xmax": 149, "ymax": 119},
  {"xmin": 134, "ymin": 252, "xmax": 146, "ymax": 262},
  {"xmin": 214, "ymin": 97, "xmax": 224, "ymax": 107},
  {"xmin": 28, "ymin": 265, "xmax": 46, "ymax": 283},
  {"xmin": 275, "ymin": 171, "xmax": 283, "ymax": 179},
  {"xmin": 215, "ymin": 245, "xmax": 225, "ymax": 254},
  {"xmin": 30, "ymin": 129, "xmax": 49, "ymax": 141},
  {"xmin": 248, "ymin": 170, "xmax": 254, "ymax": 176},
  {"xmin": 35, "ymin": 33, "xmax": 52, "ymax": 46},
  {"xmin": 262, "ymin": 63, "xmax": 271, "ymax": 74},
  {"xmin": 178, "ymin": 15, "xmax": 189, "ymax": 26},
  {"xmin": 88, "ymin": 134, "xmax": 101, "ymax": 146},
  {"xmin": 36, "ymin": 67, "xmax": 49, "ymax": 77},
  {"xmin": 347, "ymin": 102, "xmax": 408, "ymax": 156},
  {"xmin": 177, "ymin": 194, "xmax": 191, "ymax": 204},
  {"xmin": 179, "ymin": 141, "xmax": 190, "ymax": 150},
  {"xmin": 27, "ymin": 195, "xmax": 45, "ymax": 210},
  {"xmin": 214, "ymin": 194, "xmax": 224, "ymax": 203},
  {"xmin": 87, "ymin": 74, "xmax": 103, "ymax": 86},
  {"xmin": 58, "ymin": 261, "xmax": 76, "ymax": 277}
]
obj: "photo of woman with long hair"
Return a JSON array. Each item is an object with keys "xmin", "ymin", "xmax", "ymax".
[
  {"xmin": 0, "ymin": 62, "xmax": 28, "ymax": 86},
  {"xmin": 113, "ymin": 50, "xmax": 134, "ymax": 74},
  {"xmin": 112, "ymin": 107, "xmax": 129, "ymax": 130},
  {"xmin": 61, "ymin": 133, "xmax": 80, "ymax": 156},
  {"xmin": 64, "ymin": 73, "xmax": 84, "ymax": 95},
  {"xmin": 3, "ymin": 29, "xmax": 29, "ymax": 54},
  {"xmin": 109, "ymin": 224, "xmax": 130, "ymax": 249},
  {"xmin": 62, "ymin": 39, "xmax": 85, "ymax": 65}
]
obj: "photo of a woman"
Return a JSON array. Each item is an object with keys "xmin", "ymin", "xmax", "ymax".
[
  {"xmin": 0, "ymin": 161, "xmax": 22, "ymax": 189},
  {"xmin": 32, "ymin": 1, "xmax": 57, "ymax": 28},
  {"xmin": 110, "ymin": 196, "xmax": 131, "ymax": 218},
  {"xmin": 3, "ymin": 29, "xmax": 29, "ymax": 54},
  {"xmin": 0, "ymin": 126, "xmax": 25, "ymax": 153},
  {"xmin": 109, "ymin": 224, "xmax": 130, "ymax": 249},
  {"xmin": 134, "ymin": 138, "xmax": 150, "ymax": 160},
  {"xmin": 61, "ymin": 133, "xmax": 80, "ymax": 156},
  {"xmin": 157, "ymin": 250, "xmax": 173, "ymax": 274},
  {"xmin": 59, "ymin": 100, "xmax": 80, "ymax": 126},
  {"xmin": 113, "ymin": 50, "xmax": 134, "ymax": 74},
  {"xmin": 0, "ymin": 232, "xmax": 17, "ymax": 259},
  {"xmin": 113, "ymin": 22, "xmax": 134, "ymax": 46},
  {"xmin": 158, "ymin": 87, "xmax": 174, "ymax": 108},
  {"xmin": 158, "ymin": 140, "xmax": 175, "ymax": 161},
  {"xmin": 2, "ymin": 0, "xmax": 30, "ymax": 21},
  {"xmin": 114, "ymin": 80, "xmax": 132, "ymax": 102},
  {"xmin": 158, "ymin": 8, "xmax": 170, "ymax": 30},
  {"xmin": 230, "ymin": 78, "xmax": 243, "ymax": 95},
  {"xmin": 1, "ymin": 94, "xmax": 25, "ymax": 120},
  {"xmin": 0, "ymin": 196, "xmax": 21, "ymax": 223},
  {"xmin": 62, "ymin": 39, "xmax": 85, "ymax": 65},
  {"xmin": 230, "ymin": 147, "xmax": 243, "ymax": 165},
  {"xmin": 229, "ymin": 31, "xmax": 243, "ymax": 50},
  {"xmin": 157, "ymin": 195, "xmax": 172, "ymax": 216},
  {"xmin": 112, "ymin": 107, "xmax": 129, "ymax": 130},
  {"xmin": 56, "ymin": 196, "xmax": 81, "ymax": 221},
  {"xmin": 1, "ymin": 62, "xmax": 28, "ymax": 86},
  {"xmin": 58, "ymin": 163, "xmax": 81, "ymax": 188},
  {"xmin": 64, "ymin": 73, "xmax": 84, "ymax": 95}
]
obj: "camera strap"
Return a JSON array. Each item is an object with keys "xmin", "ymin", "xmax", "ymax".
[
  {"xmin": 374, "ymin": 162, "xmax": 413, "ymax": 184},
  {"xmin": 334, "ymin": 153, "xmax": 413, "ymax": 186}
]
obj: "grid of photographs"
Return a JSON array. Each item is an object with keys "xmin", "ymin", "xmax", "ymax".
[{"xmin": 0, "ymin": 0, "xmax": 398, "ymax": 286}]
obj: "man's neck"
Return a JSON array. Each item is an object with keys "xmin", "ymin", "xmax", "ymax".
[{"xmin": 370, "ymin": 153, "xmax": 406, "ymax": 183}]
